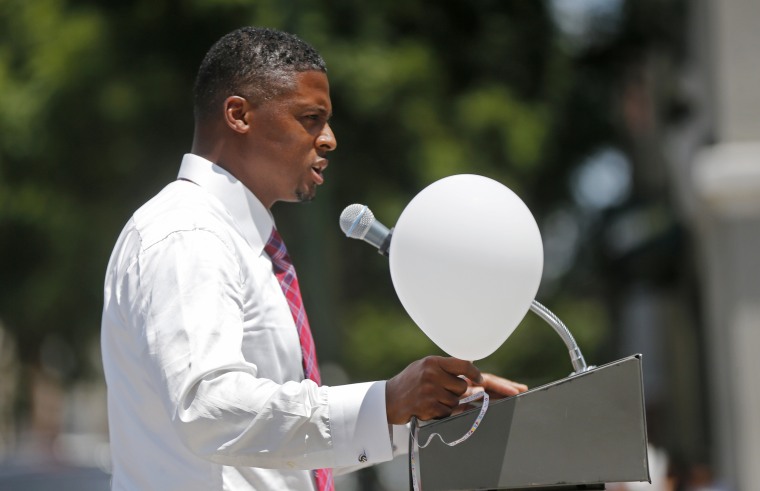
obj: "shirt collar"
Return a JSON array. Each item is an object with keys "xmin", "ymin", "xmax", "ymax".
[{"xmin": 177, "ymin": 153, "xmax": 274, "ymax": 255}]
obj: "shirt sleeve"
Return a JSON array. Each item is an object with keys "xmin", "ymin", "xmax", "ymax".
[
  {"xmin": 333, "ymin": 422, "xmax": 411, "ymax": 477},
  {"xmin": 130, "ymin": 228, "xmax": 393, "ymax": 470}
]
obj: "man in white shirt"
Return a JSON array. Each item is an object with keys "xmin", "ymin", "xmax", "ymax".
[{"xmin": 101, "ymin": 26, "xmax": 526, "ymax": 490}]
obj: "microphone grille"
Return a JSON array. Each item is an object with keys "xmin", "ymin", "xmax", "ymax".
[{"xmin": 339, "ymin": 204, "xmax": 375, "ymax": 239}]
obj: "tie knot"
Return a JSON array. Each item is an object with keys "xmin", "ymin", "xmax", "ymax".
[{"xmin": 265, "ymin": 228, "xmax": 291, "ymax": 269}]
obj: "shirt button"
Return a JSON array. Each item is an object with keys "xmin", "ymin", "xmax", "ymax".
[{"xmin": 358, "ymin": 452, "xmax": 367, "ymax": 463}]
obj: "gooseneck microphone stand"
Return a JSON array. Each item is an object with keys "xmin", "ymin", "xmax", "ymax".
[{"xmin": 528, "ymin": 300, "xmax": 591, "ymax": 374}]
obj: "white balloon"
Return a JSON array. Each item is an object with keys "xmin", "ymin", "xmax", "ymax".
[{"xmin": 389, "ymin": 175, "xmax": 543, "ymax": 360}]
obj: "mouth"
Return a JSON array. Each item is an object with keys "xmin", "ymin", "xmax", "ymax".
[{"xmin": 311, "ymin": 159, "xmax": 328, "ymax": 185}]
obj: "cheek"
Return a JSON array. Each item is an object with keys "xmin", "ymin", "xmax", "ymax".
[
  {"xmin": 252, "ymin": 119, "xmax": 317, "ymax": 166},
  {"xmin": 284, "ymin": 134, "xmax": 319, "ymax": 163}
]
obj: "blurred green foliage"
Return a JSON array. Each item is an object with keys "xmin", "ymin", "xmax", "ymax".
[{"xmin": 0, "ymin": 0, "xmax": 681, "ymax": 394}]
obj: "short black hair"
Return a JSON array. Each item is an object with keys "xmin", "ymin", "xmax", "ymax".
[{"xmin": 193, "ymin": 26, "xmax": 326, "ymax": 120}]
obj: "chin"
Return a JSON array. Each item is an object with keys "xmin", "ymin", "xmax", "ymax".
[{"xmin": 295, "ymin": 189, "xmax": 317, "ymax": 203}]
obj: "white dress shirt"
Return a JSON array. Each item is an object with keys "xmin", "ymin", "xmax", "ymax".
[{"xmin": 101, "ymin": 154, "xmax": 399, "ymax": 490}]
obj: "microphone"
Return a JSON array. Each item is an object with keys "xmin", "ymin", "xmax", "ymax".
[{"xmin": 339, "ymin": 204, "xmax": 393, "ymax": 256}]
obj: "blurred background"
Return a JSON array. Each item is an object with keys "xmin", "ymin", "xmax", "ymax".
[{"xmin": 1, "ymin": 0, "xmax": 758, "ymax": 489}]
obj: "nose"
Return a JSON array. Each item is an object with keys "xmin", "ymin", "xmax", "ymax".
[{"xmin": 316, "ymin": 123, "xmax": 337, "ymax": 152}]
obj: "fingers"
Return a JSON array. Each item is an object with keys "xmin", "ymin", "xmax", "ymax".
[
  {"xmin": 384, "ymin": 356, "xmax": 529, "ymax": 425},
  {"xmin": 385, "ymin": 356, "xmax": 479, "ymax": 425},
  {"xmin": 437, "ymin": 357, "xmax": 483, "ymax": 385},
  {"xmin": 478, "ymin": 373, "xmax": 528, "ymax": 398}
]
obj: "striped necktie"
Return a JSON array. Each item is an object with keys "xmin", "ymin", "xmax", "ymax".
[{"xmin": 264, "ymin": 228, "xmax": 334, "ymax": 491}]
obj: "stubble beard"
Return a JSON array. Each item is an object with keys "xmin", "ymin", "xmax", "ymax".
[{"xmin": 295, "ymin": 186, "xmax": 317, "ymax": 203}]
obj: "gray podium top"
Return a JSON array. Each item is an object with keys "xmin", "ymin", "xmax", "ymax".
[{"xmin": 416, "ymin": 354, "xmax": 650, "ymax": 490}]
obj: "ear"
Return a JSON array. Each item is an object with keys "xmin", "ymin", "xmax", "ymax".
[{"xmin": 223, "ymin": 96, "xmax": 252, "ymax": 134}]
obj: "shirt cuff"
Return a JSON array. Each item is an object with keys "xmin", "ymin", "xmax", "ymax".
[
  {"xmin": 327, "ymin": 381, "xmax": 394, "ymax": 467},
  {"xmin": 391, "ymin": 423, "xmax": 411, "ymax": 457}
]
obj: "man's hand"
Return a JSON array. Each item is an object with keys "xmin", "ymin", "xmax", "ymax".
[
  {"xmin": 385, "ymin": 357, "xmax": 529, "ymax": 425},
  {"xmin": 385, "ymin": 356, "xmax": 482, "ymax": 425},
  {"xmin": 452, "ymin": 373, "xmax": 529, "ymax": 416},
  {"xmin": 465, "ymin": 373, "xmax": 528, "ymax": 399}
]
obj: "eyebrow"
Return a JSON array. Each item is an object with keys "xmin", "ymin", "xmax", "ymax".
[{"xmin": 308, "ymin": 105, "xmax": 332, "ymax": 120}]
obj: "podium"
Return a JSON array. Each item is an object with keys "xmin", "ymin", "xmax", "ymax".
[{"xmin": 414, "ymin": 355, "xmax": 650, "ymax": 490}]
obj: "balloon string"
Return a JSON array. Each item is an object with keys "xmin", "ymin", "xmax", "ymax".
[{"xmin": 410, "ymin": 391, "xmax": 489, "ymax": 491}]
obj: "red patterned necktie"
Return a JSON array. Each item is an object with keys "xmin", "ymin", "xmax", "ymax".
[{"xmin": 264, "ymin": 228, "xmax": 334, "ymax": 491}]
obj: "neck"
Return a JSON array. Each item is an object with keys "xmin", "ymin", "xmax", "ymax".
[{"xmin": 191, "ymin": 123, "xmax": 223, "ymax": 163}]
